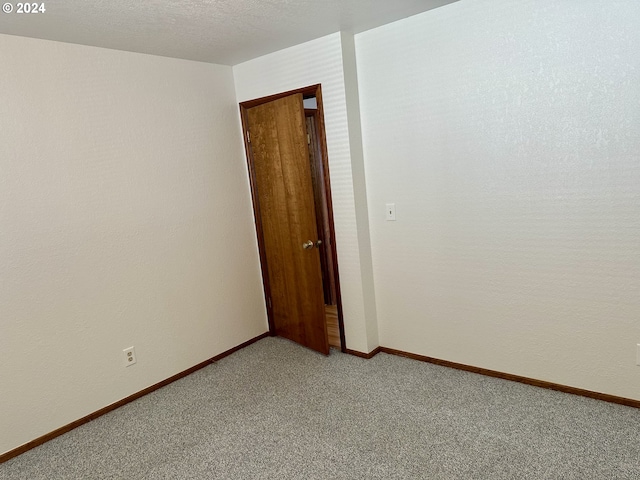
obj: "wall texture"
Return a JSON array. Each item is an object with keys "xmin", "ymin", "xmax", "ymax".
[
  {"xmin": 0, "ymin": 34, "xmax": 267, "ymax": 454},
  {"xmin": 356, "ymin": 0, "xmax": 640, "ymax": 399},
  {"xmin": 233, "ymin": 33, "xmax": 379, "ymax": 353}
]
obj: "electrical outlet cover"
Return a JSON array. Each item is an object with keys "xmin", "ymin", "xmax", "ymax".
[{"xmin": 123, "ymin": 346, "xmax": 137, "ymax": 367}]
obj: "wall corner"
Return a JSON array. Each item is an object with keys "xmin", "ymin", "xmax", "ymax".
[{"xmin": 340, "ymin": 31, "xmax": 379, "ymax": 352}]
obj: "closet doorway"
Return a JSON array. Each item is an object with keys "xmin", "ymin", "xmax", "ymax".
[{"xmin": 240, "ymin": 85, "xmax": 345, "ymax": 354}]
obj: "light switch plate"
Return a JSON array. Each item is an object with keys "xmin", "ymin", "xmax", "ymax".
[{"xmin": 386, "ymin": 203, "xmax": 396, "ymax": 221}]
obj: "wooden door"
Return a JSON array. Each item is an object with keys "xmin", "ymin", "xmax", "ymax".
[{"xmin": 245, "ymin": 94, "xmax": 329, "ymax": 355}]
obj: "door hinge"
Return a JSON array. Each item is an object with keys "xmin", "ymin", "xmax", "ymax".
[
  {"xmin": 267, "ymin": 297, "xmax": 272, "ymax": 309},
  {"xmin": 307, "ymin": 133, "xmax": 310, "ymax": 145},
  {"xmin": 246, "ymin": 131, "xmax": 251, "ymax": 143}
]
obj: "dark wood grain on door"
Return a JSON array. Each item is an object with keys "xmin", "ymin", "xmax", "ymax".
[{"xmin": 245, "ymin": 94, "xmax": 329, "ymax": 354}]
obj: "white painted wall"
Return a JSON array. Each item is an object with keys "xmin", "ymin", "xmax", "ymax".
[
  {"xmin": 233, "ymin": 33, "xmax": 379, "ymax": 353},
  {"xmin": 0, "ymin": 34, "xmax": 267, "ymax": 454},
  {"xmin": 356, "ymin": 0, "xmax": 640, "ymax": 399}
]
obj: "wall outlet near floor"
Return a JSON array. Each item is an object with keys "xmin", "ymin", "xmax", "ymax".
[{"xmin": 123, "ymin": 346, "xmax": 137, "ymax": 367}]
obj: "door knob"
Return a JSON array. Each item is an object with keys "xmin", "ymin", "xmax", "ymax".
[
  {"xmin": 302, "ymin": 240, "xmax": 314, "ymax": 250},
  {"xmin": 315, "ymin": 240, "xmax": 322, "ymax": 248}
]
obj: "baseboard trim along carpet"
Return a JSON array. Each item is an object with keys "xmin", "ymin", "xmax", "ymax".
[
  {"xmin": 5, "ymin": 336, "xmax": 640, "ymax": 464},
  {"xmin": 0, "ymin": 332, "xmax": 270, "ymax": 464},
  {"xmin": 344, "ymin": 346, "xmax": 381, "ymax": 359},
  {"xmin": 377, "ymin": 346, "xmax": 640, "ymax": 410}
]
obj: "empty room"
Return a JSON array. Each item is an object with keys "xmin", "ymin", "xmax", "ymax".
[{"xmin": 1, "ymin": 0, "xmax": 639, "ymax": 478}]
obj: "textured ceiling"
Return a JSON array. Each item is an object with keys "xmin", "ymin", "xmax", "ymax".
[{"xmin": 0, "ymin": 0, "xmax": 457, "ymax": 65}]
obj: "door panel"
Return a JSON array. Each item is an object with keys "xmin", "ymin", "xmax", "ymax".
[{"xmin": 246, "ymin": 94, "xmax": 329, "ymax": 355}]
